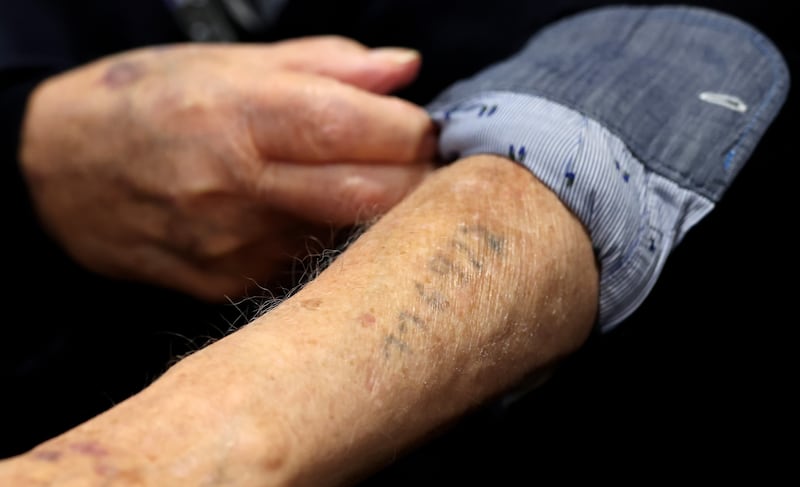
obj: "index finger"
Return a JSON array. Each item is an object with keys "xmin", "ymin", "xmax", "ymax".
[{"xmin": 248, "ymin": 72, "xmax": 439, "ymax": 165}]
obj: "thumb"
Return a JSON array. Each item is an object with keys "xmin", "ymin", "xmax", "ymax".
[{"xmin": 262, "ymin": 36, "xmax": 423, "ymax": 94}]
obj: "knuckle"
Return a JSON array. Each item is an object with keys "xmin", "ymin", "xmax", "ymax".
[{"xmin": 299, "ymin": 93, "xmax": 358, "ymax": 159}]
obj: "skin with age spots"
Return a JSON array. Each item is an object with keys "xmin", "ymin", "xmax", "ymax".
[
  {"xmin": 0, "ymin": 155, "xmax": 599, "ymax": 487},
  {"xmin": 20, "ymin": 37, "xmax": 437, "ymax": 302}
]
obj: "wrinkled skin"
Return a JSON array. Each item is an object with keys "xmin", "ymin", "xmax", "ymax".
[{"xmin": 20, "ymin": 36, "xmax": 437, "ymax": 301}]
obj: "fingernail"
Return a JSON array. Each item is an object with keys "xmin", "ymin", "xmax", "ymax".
[{"xmin": 369, "ymin": 47, "xmax": 421, "ymax": 64}]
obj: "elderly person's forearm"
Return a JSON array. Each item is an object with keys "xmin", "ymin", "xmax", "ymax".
[{"xmin": 0, "ymin": 154, "xmax": 598, "ymax": 486}]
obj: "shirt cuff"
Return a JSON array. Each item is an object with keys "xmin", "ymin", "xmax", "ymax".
[{"xmin": 426, "ymin": 5, "xmax": 790, "ymax": 332}]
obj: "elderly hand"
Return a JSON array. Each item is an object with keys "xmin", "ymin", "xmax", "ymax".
[{"xmin": 19, "ymin": 36, "xmax": 437, "ymax": 301}]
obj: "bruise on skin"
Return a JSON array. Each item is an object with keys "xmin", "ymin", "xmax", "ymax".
[
  {"xmin": 68, "ymin": 441, "xmax": 109, "ymax": 457},
  {"xmin": 102, "ymin": 60, "xmax": 145, "ymax": 89},
  {"xmin": 32, "ymin": 450, "xmax": 62, "ymax": 462}
]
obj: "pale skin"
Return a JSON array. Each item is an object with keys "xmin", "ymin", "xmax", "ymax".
[
  {"xmin": 0, "ymin": 154, "xmax": 599, "ymax": 486},
  {"xmin": 20, "ymin": 36, "xmax": 436, "ymax": 301}
]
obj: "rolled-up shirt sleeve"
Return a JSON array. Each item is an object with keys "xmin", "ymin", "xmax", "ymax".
[{"xmin": 426, "ymin": 5, "xmax": 790, "ymax": 332}]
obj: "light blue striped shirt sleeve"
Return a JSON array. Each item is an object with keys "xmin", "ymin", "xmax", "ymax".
[{"xmin": 429, "ymin": 92, "xmax": 714, "ymax": 332}]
